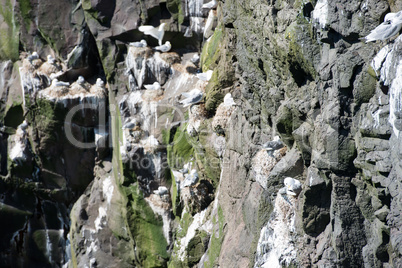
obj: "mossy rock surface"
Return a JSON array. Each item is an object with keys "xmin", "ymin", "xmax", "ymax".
[
  {"xmin": 124, "ymin": 183, "xmax": 169, "ymax": 267},
  {"xmin": 0, "ymin": 0, "xmax": 19, "ymax": 61}
]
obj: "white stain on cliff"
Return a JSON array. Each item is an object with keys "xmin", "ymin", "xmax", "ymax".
[
  {"xmin": 254, "ymin": 194, "xmax": 297, "ymax": 267},
  {"xmin": 312, "ymin": 0, "xmax": 329, "ymax": 28}
]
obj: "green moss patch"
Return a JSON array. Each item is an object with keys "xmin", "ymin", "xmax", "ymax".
[
  {"xmin": 167, "ymin": 124, "xmax": 194, "ymax": 169},
  {"xmin": 124, "ymin": 183, "xmax": 169, "ymax": 267},
  {"xmin": 204, "ymin": 206, "xmax": 225, "ymax": 268},
  {"xmin": 0, "ymin": 0, "xmax": 20, "ymax": 61}
]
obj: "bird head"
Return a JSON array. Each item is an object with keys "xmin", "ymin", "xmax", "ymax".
[
  {"xmin": 273, "ymin": 135, "xmax": 280, "ymax": 141},
  {"xmin": 159, "ymin": 23, "xmax": 167, "ymax": 31}
]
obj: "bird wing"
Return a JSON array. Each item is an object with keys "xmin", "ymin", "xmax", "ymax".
[
  {"xmin": 138, "ymin": 25, "xmax": 156, "ymax": 33},
  {"xmin": 144, "ymin": 84, "xmax": 154, "ymax": 90},
  {"xmin": 365, "ymin": 22, "xmax": 401, "ymax": 42}
]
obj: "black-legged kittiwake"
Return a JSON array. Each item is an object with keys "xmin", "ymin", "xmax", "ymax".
[
  {"xmin": 51, "ymin": 79, "xmax": 70, "ymax": 87},
  {"xmin": 130, "ymin": 39, "xmax": 147, "ymax": 47},
  {"xmin": 28, "ymin": 52, "xmax": 39, "ymax": 63},
  {"xmin": 19, "ymin": 120, "xmax": 28, "ymax": 132},
  {"xmin": 284, "ymin": 177, "xmax": 302, "ymax": 196},
  {"xmin": 363, "ymin": 11, "xmax": 402, "ymax": 42},
  {"xmin": 202, "ymin": 0, "xmax": 218, "ymax": 9},
  {"xmin": 153, "ymin": 186, "xmax": 168, "ymax": 196},
  {"xmin": 196, "ymin": 70, "xmax": 213, "ymax": 81},
  {"xmin": 223, "ymin": 93, "xmax": 236, "ymax": 107},
  {"xmin": 96, "ymin": 78, "xmax": 105, "ymax": 88},
  {"xmin": 262, "ymin": 136, "xmax": 284, "ymax": 151},
  {"xmin": 181, "ymin": 169, "xmax": 199, "ymax": 188},
  {"xmin": 76, "ymin": 76, "xmax": 85, "ymax": 85},
  {"xmin": 144, "ymin": 81, "xmax": 161, "ymax": 90},
  {"xmin": 154, "ymin": 41, "xmax": 171, "ymax": 52},
  {"xmin": 180, "ymin": 88, "xmax": 203, "ymax": 107},
  {"xmin": 179, "ymin": 163, "xmax": 190, "ymax": 174},
  {"xmin": 191, "ymin": 53, "xmax": 200, "ymax": 65},
  {"xmin": 138, "ymin": 23, "xmax": 166, "ymax": 46},
  {"xmin": 47, "ymin": 55, "xmax": 56, "ymax": 65}
]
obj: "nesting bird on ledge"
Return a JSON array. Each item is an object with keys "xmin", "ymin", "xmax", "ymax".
[{"xmin": 363, "ymin": 11, "xmax": 402, "ymax": 42}]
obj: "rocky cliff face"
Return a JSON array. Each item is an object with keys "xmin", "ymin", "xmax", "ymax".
[{"xmin": 0, "ymin": 0, "xmax": 402, "ymax": 267}]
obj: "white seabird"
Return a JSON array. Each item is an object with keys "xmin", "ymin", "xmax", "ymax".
[
  {"xmin": 179, "ymin": 162, "xmax": 190, "ymax": 174},
  {"xmin": 130, "ymin": 39, "xmax": 147, "ymax": 47},
  {"xmin": 153, "ymin": 186, "xmax": 168, "ymax": 196},
  {"xmin": 190, "ymin": 53, "xmax": 200, "ymax": 65},
  {"xmin": 144, "ymin": 81, "xmax": 161, "ymax": 90},
  {"xmin": 284, "ymin": 177, "xmax": 302, "ymax": 196},
  {"xmin": 51, "ymin": 79, "xmax": 70, "ymax": 87},
  {"xmin": 202, "ymin": 0, "xmax": 218, "ymax": 9},
  {"xmin": 18, "ymin": 120, "xmax": 28, "ymax": 132},
  {"xmin": 363, "ymin": 11, "xmax": 402, "ymax": 42},
  {"xmin": 180, "ymin": 88, "xmax": 203, "ymax": 107},
  {"xmin": 28, "ymin": 52, "xmax": 39, "ymax": 63},
  {"xmin": 154, "ymin": 41, "xmax": 171, "ymax": 52},
  {"xmin": 196, "ymin": 70, "xmax": 213, "ymax": 81},
  {"xmin": 223, "ymin": 93, "xmax": 236, "ymax": 107},
  {"xmin": 96, "ymin": 78, "xmax": 105, "ymax": 88},
  {"xmin": 181, "ymin": 169, "xmax": 199, "ymax": 188},
  {"xmin": 47, "ymin": 55, "xmax": 56, "ymax": 65},
  {"xmin": 138, "ymin": 23, "xmax": 166, "ymax": 46},
  {"xmin": 76, "ymin": 76, "xmax": 85, "ymax": 85},
  {"xmin": 262, "ymin": 135, "xmax": 284, "ymax": 151}
]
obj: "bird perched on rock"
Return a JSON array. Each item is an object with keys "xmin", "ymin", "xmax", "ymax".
[
  {"xmin": 138, "ymin": 23, "xmax": 166, "ymax": 46},
  {"xmin": 262, "ymin": 136, "xmax": 284, "ymax": 152},
  {"xmin": 130, "ymin": 39, "xmax": 147, "ymax": 48},
  {"xmin": 51, "ymin": 79, "xmax": 70, "ymax": 87},
  {"xmin": 196, "ymin": 70, "xmax": 213, "ymax": 81},
  {"xmin": 27, "ymin": 52, "xmax": 39, "ymax": 63},
  {"xmin": 179, "ymin": 163, "xmax": 190, "ymax": 174},
  {"xmin": 47, "ymin": 55, "xmax": 56, "ymax": 65},
  {"xmin": 181, "ymin": 169, "xmax": 199, "ymax": 188},
  {"xmin": 363, "ymin": 11, "xmax": 402, "ymax": 42},
  {"xmin": 190, "ymin": 53, "xmax": 200, "ymax": 65},
  {"xmin": 153, "ymin": 186, "xmax": 168, "ymax": 196},
  {"xmin": 154, "ymin": 41, "xmax": 171, "ymax": 52},
  {"xmin": 223, "ymin": 93, "xmax": 236, "ymax": 107},
  {"xmin": 96, "ymin": 78, "xmax": 105, "ymax": 88},
  {"xmin": 202, "ymin": 0, "xmax": 218, "ymax": 9},
  {"xmin": 18, "ymin": 120, "xmax": 28, "ymax": 132},
  {"xmin": 180, "ymin": 88, "xmax": 203, "ymax": 107},
  {"xmin": 144, "ymin": 81, "xmax": 161, "ymax": 90},
  {"xmin": 76, "ymin": 76, "xmax": 85, "ymax": 85},
  {"xmin": 284, "ymin": 177, "xmax": 302, "ymax": 197}
]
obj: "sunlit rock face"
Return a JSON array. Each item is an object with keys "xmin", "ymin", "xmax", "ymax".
[{"xmin": 3, "ymin": 0, "xmax": 402, "ymax": 267}]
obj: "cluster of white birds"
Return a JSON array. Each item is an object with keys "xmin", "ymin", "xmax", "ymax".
[
  {"xmin": 363, "ymin": 10, "xmax": 402, "ymax": 42},
  {"xmin": 134, "ymin": 23, "xmax": 171, "ymax": 52}
]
